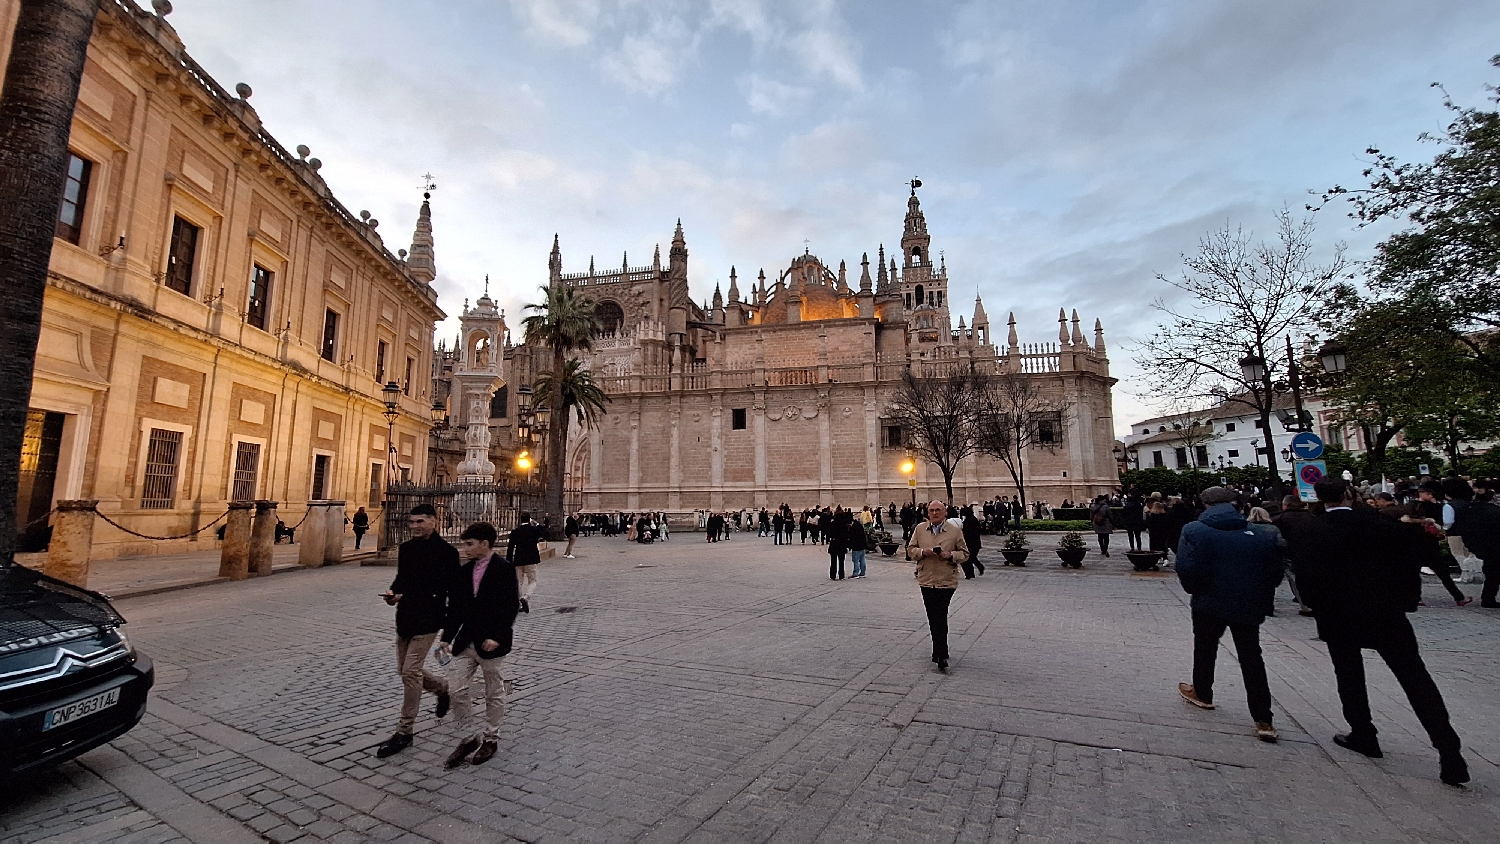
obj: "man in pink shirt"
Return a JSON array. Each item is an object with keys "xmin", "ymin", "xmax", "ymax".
[{"xmin": 438, "ymin": 522, "xmax": 520, "ymax": 767}]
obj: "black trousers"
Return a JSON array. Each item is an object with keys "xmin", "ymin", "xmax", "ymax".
[
  {"xmin": 1482, "ymin": 556, "xmax": 1499, "ymax": 605},
  {"xmin": 829, "ymin": 552, "xmax": 845, "ymax": 579},
  {"xmin": 921, "ymin": 587, "xmax": 955, "ymax": 660},
  {"xmin": 1192, "ymin": 610, "xmax": 1273, "ymax": 723},
  {"xmin": 1321, "ymin": 614, "xmax": 1461, "ymax": 755},
  {"xmin": 1126, "ymin": 528, "xmax": 1144, "ymax": 551}
]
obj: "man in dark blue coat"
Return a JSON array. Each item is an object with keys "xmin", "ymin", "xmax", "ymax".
[{"xmin": 1174, "ymin": 486, "xmax": 1285, "ymax": 741}]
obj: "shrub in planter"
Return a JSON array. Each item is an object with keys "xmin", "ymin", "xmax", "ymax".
[
  {"xmin": 869, "ymin": 526, "xmax": 899, "ymax": 556},
  {"xmin": 1055, "ymin": 531, "xmax": 1087, "ymax": 568},
  {"xmin": 1001, "ymin": 530, "xmax": 1030, "ymax": 566}
]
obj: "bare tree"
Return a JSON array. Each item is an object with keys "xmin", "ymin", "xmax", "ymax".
[
  {"xmin": 0, "ymin": 0, "xmax": 102, "ymax": 565},
  {"xmin": 886, "ymin": 369, "xmax": 987, "ymax": 502},
  {"xmin": 975, "ymin": 372, "xmax": 1065, "ymax": 509},
  {"xmin": 1134, "ymin": 208, "xmax": 1346, "ymax": 477}
]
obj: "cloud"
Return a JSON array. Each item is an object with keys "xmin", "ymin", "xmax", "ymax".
[{"xmin": 743, "ymin": 74, "xmax": 811, "ymax": 115}]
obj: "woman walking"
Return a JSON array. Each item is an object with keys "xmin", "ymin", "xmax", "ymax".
[{"xmin": 1089, "ymin": 496, "xmax": 1115, "ymax": 557}]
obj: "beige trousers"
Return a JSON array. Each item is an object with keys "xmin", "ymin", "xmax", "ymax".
[
  {"xmin": 516, "ymin": 564, "xmax": 538, "ymax": 600},
  {"xmin": 449, "ymin": 646, "xmax": 506, "ymax": 741},
  {"xmin": 394, "ymin": 633, "xmax": 446, "ymax": 734}
]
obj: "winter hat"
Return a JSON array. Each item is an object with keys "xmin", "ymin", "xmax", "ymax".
[{"xmin": 1200, "ymin": 486, "xmax": 1239, "ymax": 506}]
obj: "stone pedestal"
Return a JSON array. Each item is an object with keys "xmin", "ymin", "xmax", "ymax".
[
  {"xmin": 45, "ymin": 500, "xmax": 97, "ymax": 589},
  {"xmin": 297, "ymin": 503, "xmax": 329, "ymax": 568},
  {"xmin": 218, "ymin": 501, "xmax": 255, "ymax": 580},
  {"xmin": 323, "ymin": 501, "xmax": 346, "ymax": 566},
  {"xmin": 250, "ymin": 500, "xmax": 278, "ymax": 577}
]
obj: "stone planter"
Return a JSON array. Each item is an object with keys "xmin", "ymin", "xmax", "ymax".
[
  {"xmin": 1000, "ymin": 550, "xmax": 1030, "ymax": 566},
  {"xmin": 1126, "ymin": 550, "xmax": 1164, "ymax": 572},
  {"xmin": 879, "ymin": 543, "xmax": 900, "ymax": 556},
  {"xmin": 1055, "ymin": 548, "xmax": 1086, "ymax": 568}
]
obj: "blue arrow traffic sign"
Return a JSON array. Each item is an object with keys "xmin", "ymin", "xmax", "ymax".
[{"xmin": 1290, "ymin": 431, "xmax": 1324, "ymax": 460}]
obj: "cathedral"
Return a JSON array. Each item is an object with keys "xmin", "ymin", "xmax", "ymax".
[{"xmin": 432, "ymin": 187, "xmax": 1117, "ymax": 513}]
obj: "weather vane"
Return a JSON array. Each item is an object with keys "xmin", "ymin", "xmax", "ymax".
[
  {"xmin": 908, "ymin": 177, "xmax": 922, "ymax": 194},
  {"xmin": 421, "ymin": 172, "xmax": 437, "ymax": 196}
]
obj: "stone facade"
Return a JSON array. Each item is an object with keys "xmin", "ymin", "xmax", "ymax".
[
  {"xmin": 4, "ymin": 0, "xmax": 445, "ymax": 558},
  {"xmin": 434, "ymin": 190, "xmax": 1118, "ymax": 513}
]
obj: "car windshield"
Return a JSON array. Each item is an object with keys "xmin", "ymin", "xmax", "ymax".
[{"xmin": 0, "ymin": 565, "xmax": 125, "ymax": 652}]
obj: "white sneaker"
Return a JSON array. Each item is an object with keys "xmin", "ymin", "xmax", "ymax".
[{"xmin": 565, "ymin": 554, "xmax": 575, "ymax": 558}]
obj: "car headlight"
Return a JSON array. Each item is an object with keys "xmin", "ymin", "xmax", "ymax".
[{"xmin": 109, "ymin": 625, "xmax": 135, "ymax": 657}]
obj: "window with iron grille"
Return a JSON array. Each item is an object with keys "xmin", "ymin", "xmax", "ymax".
[
  {"xmin": 142, "ymin": 429, "xmax": 183, "ymax": 508},
  {"xmin": 321, "ymin": 309, "xmax": 339, "ymax": 362},
  {"xmin": 231, "ymin": 441, "xmax": 261, "ymax": 500},
  {"xmin": 370, "ymin": 462, "xmax": 383, "ymax": 505},
  {"xmin": 56, "ymin": 153, "xmax": 92, "ymax": 244},
  {"xmin": 165, "ymin": 217, "xmax": 199, "ymax": 295},
  {"xmin": 1036, "ymin": 411, "xmax": 1063, "ymax": 446},
  {"xmin": 311, "ymin": 454, "xmax": 331, "ymax": 500},
  {"xmin": 247, "ymin": 265, "xmax": 272, "ymax": 330}
]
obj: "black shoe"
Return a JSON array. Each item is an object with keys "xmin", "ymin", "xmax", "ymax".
[
  {"xmin": 1481, "ymin": 602, "xmax": 1500, "ymax": 609},
  {"xmin": 375, "ymin": 732, "xmax": 412, "ymax": 758},
  {"xmin": 445, "ymin": 737, "xmax": 481, "ymax": 768},
  {"xmin": 434, "ymin": 691, "xmax": 450, "ymax": 719},
  {"xmin": 520, "ymin": 598, "xmax": 530, "ymax": 614},
  {"xmin": 1440, "ymin": 753, "xmax": 1470, "ymax": 787},
  {"xmin": 1333, "ymin": 733, "xmax": 1383, "ymax": 758},
  {"xmin": 937, "ymin": 659, "xmax": 949, "ymax": 673}
]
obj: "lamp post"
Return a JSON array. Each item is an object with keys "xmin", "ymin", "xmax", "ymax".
[
  {"xmin": 900, "ymin": 454, "xmax": 916, "ymax": 506},
  {"xmin": 381, "ymin": 380, "xmax": 401, "ymax": 487}
]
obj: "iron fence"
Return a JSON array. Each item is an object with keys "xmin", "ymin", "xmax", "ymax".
[{"xmin": 381, "ymin": 481, "xmax": 545, "ymax": 552}]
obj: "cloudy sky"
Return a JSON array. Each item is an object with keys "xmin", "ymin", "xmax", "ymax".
[{"xmin": 167, "ymin": 0, "xmax": 1499, "ymax": 433}]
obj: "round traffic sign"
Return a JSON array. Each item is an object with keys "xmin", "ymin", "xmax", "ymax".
[
  {"xmin": 1291, "ymin": 431, "xmax": 1324, "ymax": 460},
  {"xmin": 1299, "ymin": 463, "xmax": 1324, "ymax": 484}
]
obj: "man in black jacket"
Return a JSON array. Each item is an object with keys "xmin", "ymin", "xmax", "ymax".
[
  {"xmin": 1287, "ymin": 479, "xmax": 1469, "ymax": 787},
  {"xmin": 508, "ymin": 512, "xmax": 543, "ymax": 614},
  {"xmin": 440, "ymin": 522, "xmax": 521, "ymax": 768},
  {"xmin": 375, "ymin": 504, "xmax": 458, "ymax": 759}
]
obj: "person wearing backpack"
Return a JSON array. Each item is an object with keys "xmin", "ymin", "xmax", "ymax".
[
  {"xmin": 1442, "ymin": 478, "xmax": 1500, "ymax": 608},
  {"xmin": 1088, "ymin": 496, "xmax": 1115, "ymax": 557}
]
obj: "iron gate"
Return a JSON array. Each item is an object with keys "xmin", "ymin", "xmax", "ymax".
[{"xmin": 381, "ymin": 481, "xmax": 545, "ymax": 552}]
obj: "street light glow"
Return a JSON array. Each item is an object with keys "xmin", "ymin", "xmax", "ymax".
[
  {"xmin": 516, "ymin": 451, "xmax": 532, "ymax": 471},
  {"xmin": 900, "ymin": 459, "xmax": 915, "ymax": 474}
]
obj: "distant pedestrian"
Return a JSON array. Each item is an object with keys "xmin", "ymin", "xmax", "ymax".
[
  {"xmin": 507, "ymin": 512, "xmax": 543, "ymax": 614},
  {"xmin": 1121, "ymin": 495, "xmax": 1145, "ymax": 551},
  {"xmin": 1089, "ymin": 496, "xmax": 1114, "ymax": 557},
  {"xmin": 352, "ymin": 507, "xmax": 370, "ymax": 549},
  {"xmin": 563, "ymin": 513, "xmax": 579, "ymax": 559},
  {"xmin": 847, "ymin": 516, "xmax": 869, "ymax": 579},
  {"xmin": 375, "ymin": 504, "xmax": 457, "ymax": 759},
  {"xmin": 1174, "ymin": 487, "xmax": 1283, "ymax": 743},
  {"xmin": 1286, "ymin": 479, "xmax": 1469, "ymax": 786},
  {"xmin": 828, "ymin": 510, "xmax": 849, "ymax": 580},
  {"xmin": 906, "ymin": 500, "xmax": 969, "ymax": 672},
  {"xmin": 439, "ymin": 522, "xmax": 520, "ymax": 768},
  {"xmin": 1442, "ymin": 478, "xmax": 1500, "ymax": 608},
  {"xmin": 960, "ymin": 508, "xmax": 985, "ymax": 578}
]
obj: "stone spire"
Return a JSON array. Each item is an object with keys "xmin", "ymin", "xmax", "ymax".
[
  {"xmin": 588, "ymin": 255, "xmax": 595, "ymax": 276},
  {"xmin": 901, "ymin": 183, "xmax": 931, "ymax": 267},
  {"xmin": 859, "ymin": 252, "xmax": 872, "ymax": 292},
  {"xmin": 1094, "ymin": 317, "xmax": 1106, "ymax": 353},
  {"xmin": 890, "ymin": 258, "xmax": 899, "ymax": 290},
  {"xmin": 712, "ymin": 282, "xmax": 723, "ymax": 311},
  {"xmin": 728, "ymin": 266, "xmax": 740, "ymax": 303},
  {"xmin": 653, "ymin": 243, "xmax": 661, "ymax": 270},
  {"xmin": 622, "ymin": 251, "xmax": 629, "ymax": 273},
  {"xmin": 1071, "ymin": 309, "xmax": 1086, "ymax": 347},
  {"xmin": 1007, "ymin": 312, "xmax": 1019, "ymax": 348},
  {"xmin": 875, "ymin": 244, "xmax": 888, "ymax": 292},
  {"xmin": 973, "ymin": 294, "xmax": 988, "ymax": 329},
  {"xmin": 548, "ymin": 233, "xmax": 561, "ymax": 286},
  {"xmin": 957, "ymin": 315, "xmax": 969, "ymax": 346},
  {"xmin": 406, "ymin": 191, "xmax": 436, "ymax": 284},
  {"xmin": 837, "ymin": 259, "xmax": 848, "ymax": 292},
  {"xmin": 756, "ymin": 268, "xmax": 767, "ymax": 305},
  {"xmin": 1058, "ymin": 308, "xmax": 1070, "ymax": 345}
]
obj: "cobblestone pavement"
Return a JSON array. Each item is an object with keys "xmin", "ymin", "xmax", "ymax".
[{"xmin": 4, "ymin": 532, "xmax": 1498, "ymax": 842}]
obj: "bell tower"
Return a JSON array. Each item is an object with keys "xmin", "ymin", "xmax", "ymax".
[{"xmin": 452, "ymin": 285, "xmax": 506, "ymax": 483}]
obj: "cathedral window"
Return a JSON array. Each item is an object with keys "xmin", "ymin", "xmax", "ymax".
[
  {"xmin": 905, "ymin": 293, "xmax": 912, "ymax": 309},
  {"xmin": 731, "ymin": 408, "xmax": 747, "ymax": 430},
  {"xmin": 595, "ymin": 300, "xmax": 625, "ymax": 335},
  {"xmin": 936, "ymin": 291, "xmax": 943, "ymax": 306},
  {"xmin": 914, "ymin": 284, "xmax": 924, "ymax": 306}
]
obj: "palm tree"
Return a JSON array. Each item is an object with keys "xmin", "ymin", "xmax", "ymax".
[
  {"xmin": 521, "ymin": 284, "xmax": 600, "ymax": 537},
  {"xmin": 0, "ymin": 0, "xmax": 102, "ymax": 566},
  {"xmin": 534, "ymin": 358, "xmax": 611, "ymax": 428}
]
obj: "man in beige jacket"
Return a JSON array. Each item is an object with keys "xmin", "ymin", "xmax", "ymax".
[{"xmin": 907, "ymin": 500, "xmax": 969, "ymax": 672}]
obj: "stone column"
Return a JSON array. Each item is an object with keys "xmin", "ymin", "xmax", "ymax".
[
  {"xmin": 626, "ymin": 401, "xmax": 641, "ymax": 511},
  {"xmin": 668, "ymin": 400, "xmax": 682, "ymax": 512},
  {"xmin": 45, "ymin": 500, "xmax": 97, "ymax": 589},
  {"xmin": 323, "ymin": 501, "xmax": 346, "ymax": 566},
  {"xmin": 298, "ymin": 502, "xmax": 328, "ymax": 567},
  {"xmin": 218, "ymin": 501, "xmax": 255, "ymax": 580},
  {"xmin": 250, "ymin": 500, "xmax": 277, "ymax": 577}
]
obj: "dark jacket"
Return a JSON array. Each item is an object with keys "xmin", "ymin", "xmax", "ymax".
[
  {"xmin": 1450, "ymin": 500, "xmax": 1500, "ymax": 560},
  {"xmin": 443, "ymin": 553, "xmax": 520, "ymax": 659},
  {"xmin": 961, "ymin": 515, "xmax": 982, "ymax": 554},
  {"xmin": 846, "ymin": 519, "xmax": 869, "ymax": 553},
  {"xmin": 565, "ymin": 515, "xmax": 579, "ymax": 538},
  {"xmin": 1284, "ymin": 507, "xmax": 1423, "ymax": 625},
  {"xmin": 507, "ymin": 522, "xmax": 544, "ymax": 566},
  {"xmin": 1174, "ymin": 503, "xmax": 1283, "ymax": 626},
  {"xmin": 1121, "ymin": 499, "xmax": 1145, "ymax": 529},
  {"xmin": 390, "ymin": 532, "xmax": 460, "ymax": 639},
  {"xmin": 352, "ymin": 511, "xmax": 370, "ymax": 532}
]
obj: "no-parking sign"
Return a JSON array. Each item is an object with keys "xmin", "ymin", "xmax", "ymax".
[{"xmin": 1295, "ymin": 460, "xmax": 1327, "ymax": 502}]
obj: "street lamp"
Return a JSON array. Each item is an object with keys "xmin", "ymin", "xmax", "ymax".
[
  {"xmin": 1238, "ymin": 353, "xmax": 1267, "ymax": 384},
  {"xmin": 1318, "ymin": 339, "xmax": 1348, "ymax": 374},
  {"xmin": 900, "ymin": 455, "xmax": 916, "ymax": 505},
  {"xmin": 381, "ymin": 380, "xmax": 401, "ymax": 487},
  {"xmin": 429, "ymin": 399, "xmax": 447, "ymax": 433},
  {"xmin": 1280, "ymin": 447, "xmax": 1291, "ymax": 464}
]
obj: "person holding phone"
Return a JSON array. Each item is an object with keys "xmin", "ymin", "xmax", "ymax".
[
  {"xmin": 439, "ymin": 522, "xmax": 521, "ymax": 768},
  {"xmin": 375, "ymin": 504, "xmax": 459, "ymax": 759},
  {"xmin": 906, "ymin": 500, "xmax": 969, "ymax": 672}
]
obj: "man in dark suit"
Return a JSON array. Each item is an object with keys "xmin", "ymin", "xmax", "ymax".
[
  {"xmin": 439, "ymin": 522, "xmax": 520, "ymax": 768},
  {"xmin": 1287, "ymin": 479, "xmax": 1469, "ymax": 787},
  {"xmin": 507, "ymin": 512, "xmax": 543, "ymax": 614},
  {"xmin": 375, "ymin": 504, "xmax": 458, "ymax": 759}
]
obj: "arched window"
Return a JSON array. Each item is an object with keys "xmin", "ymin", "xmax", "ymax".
[
  {"xmin": 911, "ymin": 246, "xmax": 923, "ymax": 264},
  {"xmin": 490, "ymin": 385, "xmax": 508, "ymax": 419},
  {"xmin": 936, "ymin": 290, "xmax": 943, "ymax": 306},
  {"xmin": 594, "ymin": 300, "xmax": 624, "ymax": 335},
  {"xmin": 905, "ymin": 293, "xmax": 912, "ymax": 309},
  {"xmin": 914, "ymin": 284, "xmax": 924, "ymax": 306}
]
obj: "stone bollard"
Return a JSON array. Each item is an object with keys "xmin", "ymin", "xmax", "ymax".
[
  {"xmin": 45, "ymin": 500, "xmax": 97, "ymax": 588},
  {"xmin": 323, "ymin": 500, "xmax": 346, "ymax": 566},
  {"xmin": 218, "ymin": 501, "xmax": 255, "ymax": 580},
  {"xmin": 297, "ymin": 502, "xmax": 328, "ymax": 568},
  {"xmin": 250, "ymin": 500, "xmax": 278, "ymax": 577}
]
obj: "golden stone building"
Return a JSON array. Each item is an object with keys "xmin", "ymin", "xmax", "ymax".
[
  {"xmin": 2, "ymin": 0, "xmax": 445, "ymax": 557},
  {"xmin": 436, "ymin": 190, "xmax": 1119, "ymax": 514}
]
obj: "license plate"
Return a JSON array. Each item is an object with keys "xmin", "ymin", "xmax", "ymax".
[{"xmin": 43, "ymin": 687, "xmax": 121, "ymax": 731}]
